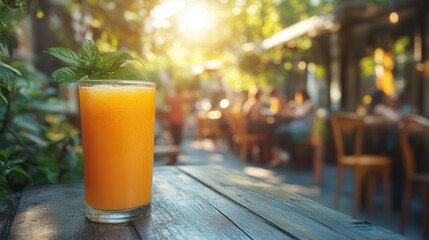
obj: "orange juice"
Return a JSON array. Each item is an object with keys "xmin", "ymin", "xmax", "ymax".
[{"xmin": 79, "ymin": 80, "xmax": 155, "ymax": 211}]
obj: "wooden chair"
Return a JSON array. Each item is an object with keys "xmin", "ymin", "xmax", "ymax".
[
  {"xmin": 229, "ymin": 112, "xmax": 269, "ymax": 162},
  {"xmin": 397, "ymin": 114, "xmax": 429, "ymax": 239},
  {"xmin": 331, "ymin": 112, "xmax": 391, "ymax": 214}
]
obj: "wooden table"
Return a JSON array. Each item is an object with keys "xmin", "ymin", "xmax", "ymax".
[{"xmin": 1, "ymin": 165, "xmax": 405, "ymax": 239}]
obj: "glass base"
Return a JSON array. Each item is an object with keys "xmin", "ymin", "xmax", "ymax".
[{"xmin": 86, "ymin": 203, "xmax": 151, "ymax": 223}]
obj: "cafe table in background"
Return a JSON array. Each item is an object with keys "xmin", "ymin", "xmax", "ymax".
[{"xmin": 1, "ymin": 165, "xmax": 406, "ymax": 239}]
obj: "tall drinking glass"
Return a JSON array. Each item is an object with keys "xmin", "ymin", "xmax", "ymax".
[{"xmin": 79, "ymin": 80, "xmax": 156, "ymax": 223}]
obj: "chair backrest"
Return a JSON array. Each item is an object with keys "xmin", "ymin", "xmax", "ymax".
[
  {"xmin": 331, "ymin": 112, "xmax": 365, "ymax": 163},
  {"xmin": 398, "ymin": 114, "xmax": 429, "ymax": 180}
]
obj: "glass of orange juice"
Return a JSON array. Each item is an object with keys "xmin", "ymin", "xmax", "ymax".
[{"xmin": 79, "ymin": 79, "xmax": 156, "ymax": 223}]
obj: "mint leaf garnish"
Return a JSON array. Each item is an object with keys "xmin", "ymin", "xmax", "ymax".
[
  {"xmin": 45, "ymin": 39, "xmax": 143, "ymax": 83},
  {"xmin": 44, "ymin": 48, "xmax": 80, "ymax": 67},
  {"xmin": 52, "ymin": 67, "xmax": 86, "ymax": 83},
  {"xmin": 80, "ymin": 39, "xmax": 99, "ymax": 64}
]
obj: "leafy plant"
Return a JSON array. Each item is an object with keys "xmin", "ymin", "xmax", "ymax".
[
  {"xmin": 0, "ymin": 146, "xmax": 32, "ymax": 207},
  {"xmin": 0, "ymin": 0, "xmax": 84, "ymax": 208},
  {"xmin": 45, "ymin": 39, "xmax": 144, "ymax": 83},
  {"xmin": 0, "ymin": 62, "xmax": 83, "ymax": 206},
  {"xmin": 0, "ymin": 0, "xmax": 35, "ymax": 104}
]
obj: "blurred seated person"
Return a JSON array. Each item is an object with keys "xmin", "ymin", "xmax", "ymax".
[
  {"xmin": 368, "ymin": 89, "xmax": 402, "ymax": 123},
  {"xmin": 366, "ymin": 90, "xmax": 407, "ymax": 153},
  {"xmin": 168, "ymin": 85, "xmax": 185, "ymax": 147},
  {"xmin": 269, "ymin": 89, "xmax": 315, "ymax": 167},
  {"xmin": 242, "ymin": 87, "xmax": 271, "ymax": 134},
  {"xmin": 367, "ymin": 89, "xmax": 413, "ymax": 154},
  {"xmin": 268, "ymin": 86, "xmax": 288, "ymax": 114}
]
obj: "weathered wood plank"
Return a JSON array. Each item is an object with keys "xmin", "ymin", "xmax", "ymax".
[
  {"xmin": 179, "ymin": 165, "xmax": 406, "ymax": 240},
  {"xmin": 135, "ymin": 167, "xmax": 292, "ymax": 239},
  {"xmin": 7, "ymin": 184, "xmax": 136, "ymax": 240}
]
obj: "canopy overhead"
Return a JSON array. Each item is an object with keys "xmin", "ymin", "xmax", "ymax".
[
  {"xmin": 257, "ymin": 3, "xmax": 393, "ymax": 51},
  {"xmin": 260, "ymin": 15, "xmax": 335, "ymax": 50}
]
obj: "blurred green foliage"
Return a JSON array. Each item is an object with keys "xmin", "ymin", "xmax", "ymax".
[
  {"xmin": 0, "ymin": 60, "xmax": 83, "ymax": 207},
  {"xmin": 0, "ymin": 0, "xmax": 83, "ymax": 208}
]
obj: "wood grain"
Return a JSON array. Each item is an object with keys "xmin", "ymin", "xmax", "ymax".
[
  {"xmin": 135, "ymin": 167, "xmax": 291, "ymax": 239},
  {"xmin": 7, "ymin": 184, "xmax": 136, "ymax": 240},
  {"xmin": 179, "ymin": 165, "xmax": 406, "ymax": 240}
]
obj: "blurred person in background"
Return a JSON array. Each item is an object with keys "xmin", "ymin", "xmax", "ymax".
[
  {"xmin": 268, "ymin": 86, "xmax": 288, "ymax": 114},
  {"xmin": 368, "ymin": 89, "xmax": 402, "ymax": 123},
  {"xmin": 168, "ymin": 85, "xmax": 186, "ymax": 148},
  {"xmin": 269, "ymin": 89, "xmax": 314, "ymax": 167},
  {"xmin": 242, "ymin": 87, "xmax": 271, "ymax": 134},
  {"xmin": 240, "ymin": 87, "xmax": 273, "ymax": 162}
]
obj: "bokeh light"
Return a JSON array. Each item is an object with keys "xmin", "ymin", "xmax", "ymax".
[{"xmin": 389, "ymin": 12, "xmax": 399, "ymax": 24}]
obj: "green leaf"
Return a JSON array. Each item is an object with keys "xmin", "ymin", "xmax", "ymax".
[
  {"xmin": 0, "ymin": 61, "xmax": 20, "ymax": 76},
  {"xmin": 79, "ymin": 39, "xmax": 99, "ymax": 63},
  {"xmin": 0, "ymin": 196, "xmax": 13, "ymax": 208},
  {"xmin": 5, "ymin": 36, "xmax": 14, "ymax": 58},
  {"xmin": 20, "ymin": 131, "xmax": 48, "ymax": 146},
  {"xmin": 0, "ymin": 92, "xmax": 7, "ymax": 103},
  {"xmin": 0, "ymin": 15, "xmax": 6, "ymax": 29},
  {"xmin": 45, "ymin": 47, "xmax": 81, "ymax": 67},
  {"xmin": 52, "ymin": 67, "xmax": 87, "ymax": 83},
  {"xmin": 0, "ymin": 70, "xmax": 17, "ymax": 92},
  {"xmin": 0, "ymin": 85, "xmax": 10, "ymax": 103},
  {"xmin": 2, "ymin": 168, "xmax": 11, "ymax": 176},
  {"xmin": 11, "ymin": 167, "xmax": 33, "ymax": 182},
  {"xmin": 0, "ymin": 146, "xmax": 14, "ymax": 159},
  {"xmin": 97, "ymin": 51, "xmax": 137, "ymax": 70},
  {"xmin": 0, "ymin": 61, "xmax": 19, "ymax": 99},
  {"xmin": 8, "ymin": 159, "xmax": 25, "ymax": 166},
  {"xmin": 37, "ymin": 157, "xmax": 57, "ymax": 171}
]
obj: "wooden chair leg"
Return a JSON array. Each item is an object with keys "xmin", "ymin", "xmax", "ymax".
[
  {"xmin": 354, "ymin": 168, "xmax": 363, "ymax": 214},
  {"xmin": 240, "ymin": 141, "xmax": 249, "ymax": 161},
  {"xmin": 366, "ymin": 172, "xmax": 376, "ymax": 212},
  {"xmin": 250, "ymin": 141, "xmax": 260, "ymax": 163},
  {"xmin": 421, "ymin": 184, "xmax": 429, "ymax": 240},
  {"xmin": 399, "ymin": 182, "xmax": 413, "ymax": 234},
  {"xmin": 235, "ymin": 136, "xmax": 242, "ymax": 154},
  {"xmin": 334, "ymin": 166, "xmax": 344, "ymax": 208},
  {"xmin": 166, "ymin": 155, "xmax": 178, "ymax": 165},
  {"xmin": 313, "ymin": 144, "xmax": 324, "ymax": 186},
  {"xmin": 231, "ymin": 136, "xmax": 237, "ymax": 153},
  {"xmin": 262, "ymin": 140, "xmax": 270, "ymax": 164},
  {"xmin": 381, "ymin": 168, "xmax": 390, "ymax": 215}
]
